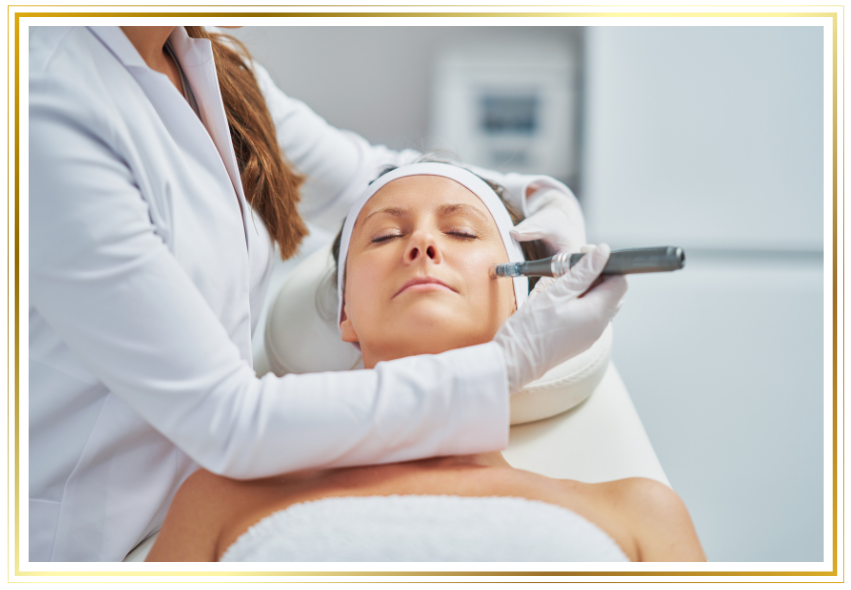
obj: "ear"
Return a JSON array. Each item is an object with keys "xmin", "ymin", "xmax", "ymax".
[{"xmin": 339, "ymin": 302, "xmax": 359, "ymax": 344}]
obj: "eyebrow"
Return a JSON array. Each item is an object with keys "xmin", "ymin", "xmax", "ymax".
[
  {"xmin": 363, "ymin": 206, "xmax": 410, "ymax": 225},
  {"xmin": 437, "ymin": 203, "xmax": 491, "ymax": 222},
  {"xmin": 362, "ymin": 203, "xmax": 491, "ymax": 225}
]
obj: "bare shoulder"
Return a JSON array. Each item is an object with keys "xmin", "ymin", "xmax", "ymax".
[
  {"xmin": 145, "ymin": 469, "xmax": 236, "ymax": 562},
  {"xmin": 602, "ymin": 477, "xmax": 690, "ymax": 524},
  {"xmin": 550, "ymin": 476, "xmax": 672, "ymax": 507},
  {"xmin": 596, "ymin": 477, "xmax": 707, "ymax": 562},
  {"xmin": 592, "ymin": 477, "xmax": 677, "ymax": 504},
  {"xmin": 548, "ymin": 477, "xmax": 706, "ymax": 562}
]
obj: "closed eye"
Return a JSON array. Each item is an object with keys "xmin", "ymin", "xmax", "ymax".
[
  {"xmin": 446, "ymin": 230, "xmax": 478, "ymax": 240},
  {"xmin": 371, "ymin": 230, "xmax": 478, "ymax": 242},
  {"xmin": 371, "ymin": 233, "xmax": 403, "ymax": 243}
]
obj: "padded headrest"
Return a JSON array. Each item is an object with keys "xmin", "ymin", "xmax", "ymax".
[{"xmin": 265, "ymin": 245, "xmax": 611, "ymax": 425}]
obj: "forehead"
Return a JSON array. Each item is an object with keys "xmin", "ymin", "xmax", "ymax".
[{"xmin": 356, "ymin": 175, "xmax": 495, "ymax": 224}]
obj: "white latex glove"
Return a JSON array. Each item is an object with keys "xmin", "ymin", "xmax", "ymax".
[
  {"xmin": 494, "ymin": 244, "xmax": 628, "ymax": 395},
  {"xmin": 510, "ymin": 188, "xmax": 587, "ymax": 255}
]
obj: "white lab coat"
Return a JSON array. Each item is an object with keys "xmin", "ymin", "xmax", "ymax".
[{"xmin": 28, "ymin": 26, "xmax": 570, "ymax": 562}]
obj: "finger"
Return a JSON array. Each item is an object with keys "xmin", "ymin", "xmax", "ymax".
[
  {"xmin": 577, "ymin": 274, "xmax": 628, "ymax": 313},
  {"xmin": 531, "ymin": 276, "xmax": 558, "ymax": 294},
  {"xmin": 565, "ymin": 243, "xmax": 610, "ymax": 284},
  {"xmin": 510, "ymin": 225, "xmax": 572, "ymax": 255},
  {"xmin": 577, "ymin": 275, "xmax": 604, "ymax": 298},
  {"xmin": 509, "ymin": 222, "xmax": 549, "ymax": 242},
  {"xmin": 526, "ymin": 276, "xmax": 557, "ymax": 303},
  {"xmin": 542, "ymin": 244, "xmax": 611, "ymax": 300}
]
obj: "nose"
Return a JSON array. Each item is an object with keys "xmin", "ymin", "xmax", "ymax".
[{"xmin": 404, "ymin": 229, "xmax": 443, "ymax": 265}]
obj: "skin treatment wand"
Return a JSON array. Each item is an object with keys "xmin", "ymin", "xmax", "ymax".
[{"xmin": 490, "ymin": 246, "xmax": 686, "ymax": 279}]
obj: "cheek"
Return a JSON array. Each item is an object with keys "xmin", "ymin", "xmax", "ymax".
[
  {"xmin": 344, "ymin": 251, "xmax": 394, "ymax": 330},
  {"xmin": 453, "ymin": 245, "xmax": 516, "ymax": 319},
  {"xmin": 458, "ymin": 242, "xmax": 501, "ymax": 276}
]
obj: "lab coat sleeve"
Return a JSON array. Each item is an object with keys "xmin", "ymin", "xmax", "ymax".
[
  {"xmin": 252, "ymin": 62, "xmax": 582, "ymax": 231},
  {"xmin": 30, "ymin": 72, "xmax": 510, "ymax": 479}
]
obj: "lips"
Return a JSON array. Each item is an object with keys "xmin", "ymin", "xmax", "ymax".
[{"xmin": 394, "ymin": 276, "xmax": 457, "ymax": 298}]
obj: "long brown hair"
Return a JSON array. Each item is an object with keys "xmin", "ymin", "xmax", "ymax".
[{"xmin": 184, "ymin": 27, "xmax": 308, "ymax": 260}]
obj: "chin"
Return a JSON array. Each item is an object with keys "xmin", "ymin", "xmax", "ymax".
[
  {"xmin": 358, "ymin": 302, "xmax": 505, "ymax": 364},
  {"xmin": 402, "ymin": 305, "xmax": 469, "ymax": 335},
  {"xmin": 361, "ymin": 324, "xmax": 497, "ymax": 368},
  {"xmin": 396, "ymin": 317, "xmax": 495, "ymax": 356}
]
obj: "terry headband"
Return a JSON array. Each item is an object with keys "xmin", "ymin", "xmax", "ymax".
[{"xmin": 336, "ymin": 162, "xmax": 529, "ymax": 331}]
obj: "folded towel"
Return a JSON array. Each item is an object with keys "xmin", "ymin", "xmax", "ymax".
[{"xmin": 220, "ymin": 495, "xmax": 629, "ymax": 562}]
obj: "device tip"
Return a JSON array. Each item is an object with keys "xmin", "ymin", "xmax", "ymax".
[{"xmin": 489, "ymin": 264, "xmax": 500, "ymax": 279}]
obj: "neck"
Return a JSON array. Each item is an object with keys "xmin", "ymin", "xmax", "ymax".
[
  {"xmin": 360, "ymin": 348, "xmax": 511, "ymax": 469},
  {"xmin": 119, "ymin": 26, "xmax": 177, "ymax": 71},
  {"xmin": 424, "ymin": 451, "xmax": 510, "ymax": 468},
  {"xmin": 472, "ymin": 451, "xmax": 511, "ymax": 467}
]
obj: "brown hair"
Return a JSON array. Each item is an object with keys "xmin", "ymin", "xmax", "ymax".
[
  {"xmin": 184, "ymin": 27, "xmax": 308, "ymax": 260},
  {"xmin": 330, "ymin": 163, "xmax": 547, "ymax": 293}
]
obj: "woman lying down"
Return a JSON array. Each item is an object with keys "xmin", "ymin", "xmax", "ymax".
[{"xmin": 146, "ymin": 162, "xmax": 706, "ymax": 562}]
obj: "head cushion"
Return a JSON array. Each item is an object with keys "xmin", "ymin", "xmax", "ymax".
[{"xmin": 265, "ymin": 244, "xmax": 611, "ymax": 425}]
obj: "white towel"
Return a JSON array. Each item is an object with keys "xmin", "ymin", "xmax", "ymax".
[{"xmin": 220, "ymin": 495, "xmax": 629, "ymax": 562}]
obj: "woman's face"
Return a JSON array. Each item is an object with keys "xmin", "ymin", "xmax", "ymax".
[{"xmin": 341, "ymin": 175, "xmax": 517, "ymax": 369}]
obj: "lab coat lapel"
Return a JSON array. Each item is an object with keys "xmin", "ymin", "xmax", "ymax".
[
  {"xmin": 167, "ymin": 28, "xmax": 252, "ymax": 250},
  {"xmin": 87, "ymin": 26, "xmax": 148, "ymax": 69},
  {"xmin": 87, "ymin": 26, "xmax": 251, "ymax": 252}
]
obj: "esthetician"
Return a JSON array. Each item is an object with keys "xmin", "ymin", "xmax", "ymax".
[{"xmin": 28, "ymin": 25, "xmax": 627, "ymax": 561}]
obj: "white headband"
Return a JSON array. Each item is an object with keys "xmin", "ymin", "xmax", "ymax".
[{"xmin": 336, "ymin": 162, "xmax": 529, "ymax": 331}]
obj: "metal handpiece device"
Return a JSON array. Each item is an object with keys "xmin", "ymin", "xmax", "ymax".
[{"xmin": 490, "ymin": 246, "xmax": 686, "ymax": 279}]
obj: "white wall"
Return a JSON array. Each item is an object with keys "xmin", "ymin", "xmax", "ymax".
[
  {"xmin": 583, "ymin": 27, "xmax": 824, "ymax": 252},
  {"xmin": 582, "ymin": 27, "xmax": 825, "ymax": 562}
]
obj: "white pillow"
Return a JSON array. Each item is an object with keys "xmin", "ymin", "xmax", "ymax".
[{"xmin": 265, "ymin": 245, "xmax": 611, "ymax": 425}]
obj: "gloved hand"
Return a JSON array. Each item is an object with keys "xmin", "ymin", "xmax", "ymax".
[
  {"xmin": 510, "ymin": 188, "xmax": 587, "ymax": 255},
  {"xmin": 493, "ymin": 244, "xmax": 628, "ymax": 395}
]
